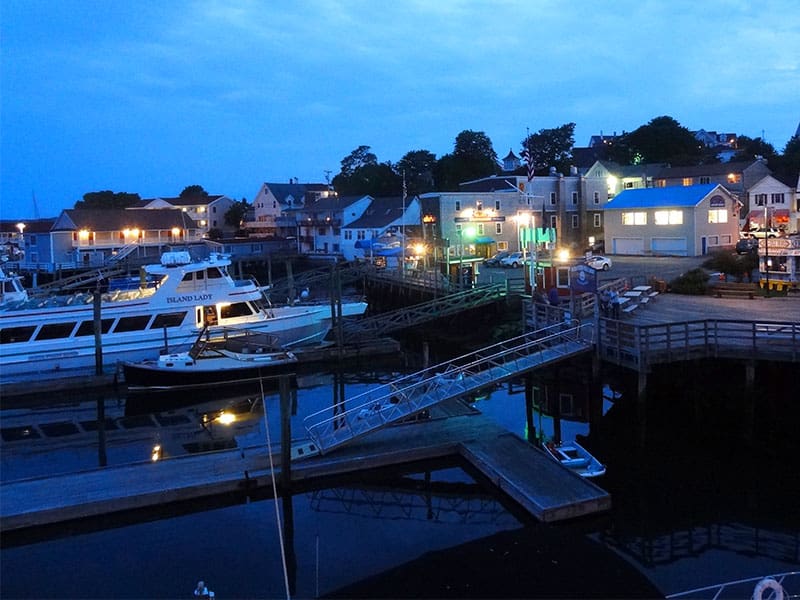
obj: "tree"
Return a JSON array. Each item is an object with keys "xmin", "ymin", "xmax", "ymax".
[
  {"xmin": 769, "ymin": 135, "xmax": 800, "ymax": 182},
  {"xmin": 609, "ymin": 116, "xmax": 704, "ymax": 166},
  {"xmin": 73, "ymin": 190, "xmax": 141, "ymax": 210},
  {"xmin": 332, "ymin": 146, "xmax": 402, "ymax": 196},
  {"xmin": 225, "ymin": 199, "xmax": 250, "ymax": 230},
  {"xmin": 180, "ymin": 184, "xmax": 209, "ymax": 199},
  {"xmin": 522, "ymin": 123, "xmax": 576, "ymax": 173},
  {"xmin": 396, "ymin": 150, "xmax": 437, "ymax": 196},
  {"xmin": 434, "ymin": 130, "xmax": 499, "ymax": 190},
  {"xmin": 338, "ymin": 146, "xmax": 378, "ymax": 178},
  {"xmin": 731, "ymin": 135, "xmax": 777, "ymax": 163}
]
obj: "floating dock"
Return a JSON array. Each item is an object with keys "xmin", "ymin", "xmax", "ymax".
[{"xmin": 0, "ymin": 402, "xmax": 609, "ymax": 532}]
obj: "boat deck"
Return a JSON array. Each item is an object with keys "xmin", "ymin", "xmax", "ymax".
[{"xmin": 0, "ymin": 402, "xmax": 609, "ymax": 532}]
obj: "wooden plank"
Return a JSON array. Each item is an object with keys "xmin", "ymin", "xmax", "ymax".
[
  {"xmin": 0, "ymin": 412, "xmax": 610, "ymax": 532},
  {"xmin": 459, "ymin": 433, "xmax": 611, "ymax": 522}
]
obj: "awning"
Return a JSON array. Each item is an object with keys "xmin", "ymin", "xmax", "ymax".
[{"xmin": 474, "ymin": 236, "xmax": 495, "ymax": 244}]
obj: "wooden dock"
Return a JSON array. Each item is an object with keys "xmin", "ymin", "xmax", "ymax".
[{"xmin": 0, "ymin": 403, "xmax": 610, "ymax": 532}]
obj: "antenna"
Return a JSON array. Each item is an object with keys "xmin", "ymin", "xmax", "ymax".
[
  {"xmin": 32, "ymin": 190, "xmax": 41, "ymax": 218},
  {"xmin": 323, "ymin": 170, "xmax": 332, "ymax": 185}
]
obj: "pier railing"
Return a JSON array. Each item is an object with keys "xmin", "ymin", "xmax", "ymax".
[
  {"xmin": 600, "ymin": 318, "xmax": 800, "ymax": 368},
  {"xmin": 302, "ymin": 321, "xmax": 593, "ymax": 455}
]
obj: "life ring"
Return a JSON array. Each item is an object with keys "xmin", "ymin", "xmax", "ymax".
[{"xmin": 752, "ymin": 577, "xmax": 784, "ymax": 600}]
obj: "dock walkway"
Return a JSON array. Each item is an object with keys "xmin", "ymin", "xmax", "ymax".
[{"xmin": 0, "ymin": 406, "xmax": 609, "ymax": 532}]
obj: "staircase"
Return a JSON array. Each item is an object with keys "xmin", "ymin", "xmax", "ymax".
[{"xmin": 301, "ymin": 321, "xmax": 593, "ymax": 456}]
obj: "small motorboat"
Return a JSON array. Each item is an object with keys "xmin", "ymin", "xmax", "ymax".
[
  {"xmin": 543, "ymin": 439, "xmax": 606, "ymax": 478},
  {"xmin": 123, "ymin": 340, "xmax": 298, "ymax": 393}
]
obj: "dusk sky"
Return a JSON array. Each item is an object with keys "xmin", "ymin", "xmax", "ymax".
[{"xmin": 2, "ymin": 0, "xmax": 798, "ymax": 220}]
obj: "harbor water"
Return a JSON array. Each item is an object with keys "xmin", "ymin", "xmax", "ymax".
[{"xmin": 1, "ymin": 356, "xmax": 798, "ymax": 598}]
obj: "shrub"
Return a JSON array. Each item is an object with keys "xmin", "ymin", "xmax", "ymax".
[{"xmin": 670, "ymin": 268, "xmax": 710, "ymax": 295}]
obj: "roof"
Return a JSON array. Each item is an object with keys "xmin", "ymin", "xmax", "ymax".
[
  {"xmin": 0, "ymin": 218, "xmax": 56, "ymax": 234},
  {"xmin": 654, "ymin": 160, "xmax": 766, "ymax": 179},
  {"xmin": 605, "ymin": 184, "xmax": 720, "ymax": 209},
  {"xmin": 502, "ymin": 148, "xmax": 519, "ymax": 161},
  {"xmin": 147, "ymin": 195, "xmax": 227, "ymax": 207},
  {"xmin": 345, "ymin": 196, "xmax": 405, "ymax": 229},
  {"xmin": 54, "ymin": 209, "xmax": 200, "ymax": 231},
  {"xmin": 263, "ymin": 182, "xmax": 330, "ymax": 205}
]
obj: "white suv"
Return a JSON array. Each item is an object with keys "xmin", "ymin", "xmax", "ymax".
[
  {"xmin": 499, "ymin": 251, "xmax": 527, "ymax": 268},
  {"xmin": 747, "ymin": 227, "xmax": 781, "ymax": 239}
]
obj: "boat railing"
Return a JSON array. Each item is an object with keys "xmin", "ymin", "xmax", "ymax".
[{"xmin": 665, "ymin": 571, "xmax": 797, "ymax": 599}]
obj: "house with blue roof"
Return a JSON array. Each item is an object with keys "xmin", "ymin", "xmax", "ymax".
[{"xmin": 603, "ymin": 184, "xmax": 740, "ymax": 256}]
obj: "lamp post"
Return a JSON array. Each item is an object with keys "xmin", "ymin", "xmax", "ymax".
[
  {"xmin": 764, "ymin": 204, "xmax": 770, "ymax": 297},
  {"xmin": 15, "ymin": 222, "xmax": 25, "ymax": 266}
]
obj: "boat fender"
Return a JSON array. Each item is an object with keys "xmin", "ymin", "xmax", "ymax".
[{"xmin": 752, "ymin": 577, "xmax": 784, "ymax": 600}]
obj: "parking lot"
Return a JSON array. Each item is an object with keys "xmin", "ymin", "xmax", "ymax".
[{"xmin": 477, "ymin": 255, "xmax": 709, "ymax": 287}]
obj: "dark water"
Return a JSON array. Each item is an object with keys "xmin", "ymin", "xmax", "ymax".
[{"xmin": 1, "ymin": 357, "xmax": 798, "ymax": 599}]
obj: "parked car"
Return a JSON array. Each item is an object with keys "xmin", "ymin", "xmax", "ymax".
[
  {"xmin": 483, "ymin": 251, "xmax": 510, "ymax": 267},
  {"xmin": 499, "ymin": 251, "xmax": 527, "ymax": 268},
  {"xmin": 585, "ymin": 255, "xmax": 612, "ymax": 271},
  {"xmin": 747, "ymin": 227, "xmax": 782, "ymax": 239},
  {"xmin": 735, "ymin": 238, "xmax": 759, "ymax": 254}
]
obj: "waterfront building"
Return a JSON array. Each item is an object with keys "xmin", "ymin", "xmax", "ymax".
[{"xmin": 602, "ymin": 184, "xmax": 740, "ymax": 256}]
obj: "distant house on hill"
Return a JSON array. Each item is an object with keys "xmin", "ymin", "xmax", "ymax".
[{"xmin": 603, "ymin": 184, "xmax": 739, "ymax": 256}]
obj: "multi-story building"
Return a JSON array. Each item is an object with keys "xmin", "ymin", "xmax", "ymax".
[
  {"xmin": 141, "ymin": 195, "xmax": 236, "ymax": 237},
  {"xmin": 288, "ymin": 194, "xmax": 372, "ymax": 258},
  {"xmin": 249, "ymin": 181, "xmax": 333, "ymax": 238},
  {"xmin": 746, "ymin": 174, "xmax": 798, "ymax": 233}
]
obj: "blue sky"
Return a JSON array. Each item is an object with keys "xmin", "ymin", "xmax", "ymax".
[{"xmin": 2, "ymin": 0, "xmax": 798, "ymax": 219}]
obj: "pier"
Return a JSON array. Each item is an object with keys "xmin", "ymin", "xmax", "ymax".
[{"xmin": 0, "ymin": 401, "xmax": 609, "ymax": 533}]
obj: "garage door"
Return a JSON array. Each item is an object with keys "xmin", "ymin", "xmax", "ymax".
[
  {"xmin": 612, "ymin": 237, "xmax": 644, "ymax": 255},
  {"xmin": 651, "ymin": 237, "xmax": 687, "ymax": 256}
]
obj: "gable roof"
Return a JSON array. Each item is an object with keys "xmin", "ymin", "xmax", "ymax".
[
  {"xmin": 147, "ymin": 195, "xmax": 227, "ymax": 207},
  {"xmin": 54, "ymin": 209, "xmax": 199, "ymax": 231},
  {"xmin": 345, "ymin": 196, "xmax": 405, "ymax": 229},
  {"xmin": 1, "ymin": 218, "xmax": 56, "ymax": 234},
  {"xmin": 263, "ymin": 183, "xmax": 330, "ymax": 205},
  {"xmin": 605, "ymin": 184, "xmax": 720, "ymax": 209}
]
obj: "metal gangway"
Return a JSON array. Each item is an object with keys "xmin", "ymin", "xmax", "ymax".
[
  {"xmin": 301, "ymin": 321, "xmax": 594, "ymax": 456},
  {"xmin": 340, "ymin": 284, "xmax": 507, "ymax": 342}
]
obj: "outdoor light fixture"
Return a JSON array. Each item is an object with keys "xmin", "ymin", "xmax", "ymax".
[
  {"xmin": 557, "ymin": 249, "xmax": 570, "ymax": 262},
  {"xmin": 151, "ymin": 444, "xmax": 162, "ymax": 462}
]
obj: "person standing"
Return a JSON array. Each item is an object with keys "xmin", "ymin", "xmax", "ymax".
[{"xmin": 609, "ymin": 289, "xmax": 620, "ymax": 319}]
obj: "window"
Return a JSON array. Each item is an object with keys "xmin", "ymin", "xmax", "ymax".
[
  {"xmin": 727, "ymin": 173, "xmax": 742, "ymax": 184},
  {"xmin": 654, "ymin": 210, "xmax": 683, "ymax": 225},
  {"xmin": 549, "ymin": 192, "xmax": 557, "ymax": 205},
  {"xmin": 571, "ymin": 192, "xmax": 578, "ymax": 205},
  {"xmin": 700, "ymin": 176, "xmax": 710, "ymax": 184},
  {"xmin": 550, "ymin": 215, "xmax": 557, "ymax": 228},
  {"xmin": 220, "ymin": 302, "xmax": 253, "ymax": 319},
  {"xmin": 344, "ymin": 230, "xmax": 352, "ymax": 240},
  {"xmin": 113, "ymin": 316, "xmax": 152, "ymax": 333},
  {"xmin": 556, "ymin": 267, "xmax": 569, "ymax": 287},
  {"xmin": 1, "ymin": 325, "xmax": 37, "ymax": 344},
  {"xmin": 655, "ymin": 179, "xmax": 666, "ymax": 188},
  {"xmin": 771, "ymin": 193, "xmax": 785, "ymax": 204},
  {"xmin": 207, "ymin": 268, "xmax": 224, "ymax": 279},
  {"xmin": 151, "ymin": 312, "xmax": 188, "ymax": 329},
  {"xmin": 497, "ymin": 241, "xmax": 508, "ymax": 251},
  {"xmin": 622, "ymin": 212, "xmax": 647, "ymax": 225},
  {"xmin": 571, "ymin": 215, "xmax": 579, "ymax": 228},
  {"xmin": 455, "ymin": 201, "xmax": 461, "ymax": 211},
  {"xmin": 593, "ymin": 191, "xmax": 600, "ymax": 204},
  {"xmin": 495, "ymin": 200, "xmax": 501, "ymax": 210},
  {"xmin": 34, "ymin": 322, "xmax": 77, "ymax": 340},
  {"xmin": 593, "ymin": 214, "xmax": 601, "ymax": 227},
  {"xmin": 75, "ymin": 319, "xmax": 114, "ymax": 336},
  {"xmin": 356, "ymin": 230, "xmax": 365, "ymax": 240},
  {"xmin": 495, "ymin": 222, "xmax": 502, "ymax": 234},
  {"xmin": 477, "ymin": 223, "xmax": 485, "ymax": 235},
  {"xmin": 754, "ymin": 194, "xmax": 767, "ymax": 206},
  {"xmin": 708, "ymin": 209, "xmax": 728, "ymax": 223},
  {"xmin": 682, "ymin": 177, "xmax": 693, "ymax": 186}
]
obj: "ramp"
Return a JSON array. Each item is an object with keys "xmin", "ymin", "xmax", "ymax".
[{"xmin": 302, "ymin": 322, "xmax": 593, "ymax": 455}]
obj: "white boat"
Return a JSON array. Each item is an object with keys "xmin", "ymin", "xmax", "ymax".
[
  {"xmin": 0, "ymin": 251, "xmax": 367, "ymax": 382},
  {"xmin": 0, "ymin": 267, "xmax": 28, "ymax": 307},
  {"xmin": 543, "ymin": 439, "xmax": 606, "ymax": 478}
]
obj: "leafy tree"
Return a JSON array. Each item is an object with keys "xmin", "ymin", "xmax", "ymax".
[
  {"xmin": 434, "ymin": 130, "xmax": 499, "ymax": 190},
  {"xmin": 180, "ymin": 184, "xmax": 209, "ymax": 199},
  {"xmin": 225, "ymin": 199, "xmax": 250, "ymax": 229},
  {"xmin": 731, "ymin": 135, "xmax": 777, "ymax": 163},
  {"xmin": 771, "ymin": 135, "xmax": 800, "ymax": 182},
  {"xmin": 74, "ymin": 190, "xmax": 141, "ymax": 209},
  {"xmin": 338, "ymin": 146, "xmax": 378, "ymax": 178},
  {"xmin": 332, "ymin": 146, "xmax": 402, "ymax": 196},
  {"xmin": 609, "ymin": 116, "xmax": 704, "ymax": 166},
  {"xmin": 522, "ymin": 123, "xmax": 576, "ymax": 173},
  {"xmin": 396, "ymin": 150, "xmax": 437, "ymax": 196}
]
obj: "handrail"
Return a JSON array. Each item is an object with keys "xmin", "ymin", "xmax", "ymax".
[
  {"xmin": 302, "ymin": 321, "xmax": 593, "ymax": 454},
  {"xmin": 666, "ymin": 571, "xmax": 797, "ymax": 599}
]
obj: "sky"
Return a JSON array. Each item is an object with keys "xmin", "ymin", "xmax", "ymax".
[{"xmin": 2, "ymin": 0, "xmax": 799, "ymax": 220}]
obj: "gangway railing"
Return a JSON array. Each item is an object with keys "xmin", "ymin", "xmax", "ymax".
[{"xmin": 302, "ymin": 321, "xmax": 594, "ymax": 455}]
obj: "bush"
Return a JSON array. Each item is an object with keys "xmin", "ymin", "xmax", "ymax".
[{"xmin": 670, "ymin": 268, "xmax": 710, "ymax": 295}]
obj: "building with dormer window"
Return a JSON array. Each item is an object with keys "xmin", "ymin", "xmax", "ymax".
[{"xmin": 141, "ymin": 194, "xmax": 235, "ymax": 237}]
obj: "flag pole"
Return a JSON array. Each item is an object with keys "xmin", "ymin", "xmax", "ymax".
[{"xmin": 401, "ymin": 170, "xmax": 407, "ymax": 277}]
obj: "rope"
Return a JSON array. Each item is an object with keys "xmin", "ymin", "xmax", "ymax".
[{"xmin": 261, "ymin": 377, "xmax": 291, "ymax": 600}]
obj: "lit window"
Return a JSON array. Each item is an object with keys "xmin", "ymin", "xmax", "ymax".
[
  {"xmin": 682, "ymin": 178, "xmax": 693, "ymax": 186},
  {"xmin": 708, "ymin": 209, "xmax": 728, "ymax": 223},
  {"xmin": 654, "ymin": 210, "xmax": 683, "ymax": 225},
  {"xmin": 622, "ymin": 212, "xmax": 647, "ymax": 225}
]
